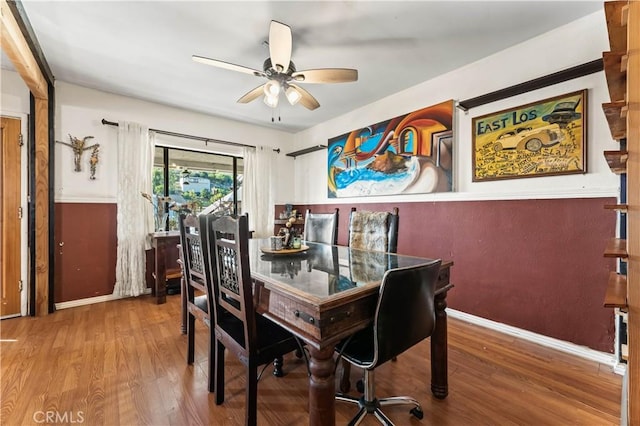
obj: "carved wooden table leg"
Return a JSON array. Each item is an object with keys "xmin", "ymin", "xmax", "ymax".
[
  {"xmin": 308, "ymin": 346, "xmax": 336, "ymax": 426},
  {"xmin": 431, "ymin": 291, "xmax": 448, "ymax": 399}
]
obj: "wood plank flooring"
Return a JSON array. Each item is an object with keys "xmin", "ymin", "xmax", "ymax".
[{"xmin": 0, "ymin": 295, "xmax": 622, "ymax": 425}]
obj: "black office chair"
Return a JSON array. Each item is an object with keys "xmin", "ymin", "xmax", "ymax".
[
  {"xmin": 335, "ymin": 260, "xmax": 442, "ymax": 425},
  {"xmin": 303, "ymin": 208, "xmax": 339, "ymax": 245},
  {"xmin": 342, "ymin": 207, "xmax": 399, "ymax": 392},
  {"xmin": 203, "ymin": 214, "xmax": 301, "ymax": 426},
  {"xmin": 178, "ymin": 213, "xmax": 216, "ymax": 392}
]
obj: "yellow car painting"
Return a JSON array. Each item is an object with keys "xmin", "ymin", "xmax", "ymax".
[{"xmin": 493, "ymin": 124, "xmax": 564, "ymax": 153}]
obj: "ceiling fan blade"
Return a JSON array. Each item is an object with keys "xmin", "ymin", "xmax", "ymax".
[
  {"xmin": 192, "ymin": 55, "xmax": 265, "ymax": 77},
  {"xmin": 237, "ymin": 84, "xmax": 266, "ymax": 104},
  {"xmin": 292, "ymin": 68, "xmax": 358, "ymax": 84},
  {"xmin": 289, "ymin": 84, "xmax": 320, "ymax": 110},
  {"xmin": 269, "ymin": 21, "xmax": 292, "ymax": 73}
]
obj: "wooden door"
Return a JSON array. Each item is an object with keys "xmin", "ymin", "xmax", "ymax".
[{"xmin": 1, "ymin": 116, "xmax": 22, "ymax": 317}]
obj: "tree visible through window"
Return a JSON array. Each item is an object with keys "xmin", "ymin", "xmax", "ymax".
[{"xmin": 153, "ymin": 146, "xmax": 243, "ymax": 230}]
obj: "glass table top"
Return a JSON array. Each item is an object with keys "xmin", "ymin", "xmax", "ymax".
[{"xmin": 249, "ymin": 239, "xmax": 438, "ymax": 301}]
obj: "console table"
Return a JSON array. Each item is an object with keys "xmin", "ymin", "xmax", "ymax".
[{"xmin": 149, "ymin": 230, "xmax": 181, "ymax": 305}]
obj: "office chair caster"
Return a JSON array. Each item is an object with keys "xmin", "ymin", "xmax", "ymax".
[{"xmin": 410, "ymin": 407, "xmax": 424, "ymax": 419}]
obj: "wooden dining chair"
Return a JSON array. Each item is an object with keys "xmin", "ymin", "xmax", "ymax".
[
  {"xmin": 303, "ymin": 208, "xmax": 339, "ymax": 245},
  {"xmin": 178, "ymin": 213, "xmax": 216, "ymax": 392},
  {"xmin": 202, "ymin": 213, "xmax": 300, "ymax": 426}
]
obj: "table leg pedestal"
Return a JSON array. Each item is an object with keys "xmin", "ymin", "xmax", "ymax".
[
  {"xmin": 154, "ymin": 239, "xmax": 167, "ymax": 305},
  {"xmin": 308, "ymin": 346, "xmax": 337, "ymax": 426},
  {"xmin": 431, "ymin": 291, "xmax": 448, "ymax": 399}
]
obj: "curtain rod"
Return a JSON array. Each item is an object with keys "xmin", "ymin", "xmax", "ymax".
[
  {"xmin": 456, "ymin": 58, "xmax": 603, "ymax": 112},
  {"xmin": 101, "ymin": 119, "xmax": 280, "ymax": 153}
]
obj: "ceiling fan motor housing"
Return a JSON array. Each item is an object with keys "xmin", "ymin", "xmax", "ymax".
[{"xmin": 263, "ymin": 58, "xmax": 296, "ymax": 79}]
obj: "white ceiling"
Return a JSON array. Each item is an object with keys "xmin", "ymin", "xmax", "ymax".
[{"xmin": 5, "ymin": 1, "xmax": 603, "ymax": 133}]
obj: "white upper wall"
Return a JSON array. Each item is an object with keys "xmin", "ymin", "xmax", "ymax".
[
  {"xmin": 291, "ymin": 11, "xmax": 620, "ymax": 203},
  {"xmin": 0, "ymin": 73, "xmax": 296, "ymax": 203},
  {"xmin": 0, "ymin": 69, "xmax": 30, "ymax": 114},
  {"xmin": 55, "ymin": 81, "xmax": 297, "ymax": 203}
]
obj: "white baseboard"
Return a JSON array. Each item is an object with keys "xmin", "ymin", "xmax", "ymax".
[
  {"xmin": 447, "ymin": 308, "xmax": 627, "ymax": 376},
  {"xmin": 54, "ymin": 288, "xmax": 151, "ymax": 310}
]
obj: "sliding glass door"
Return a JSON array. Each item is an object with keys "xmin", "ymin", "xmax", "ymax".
[{"xmin": 153, "ymin": 146, "xmax": 243, "ymax": 230}]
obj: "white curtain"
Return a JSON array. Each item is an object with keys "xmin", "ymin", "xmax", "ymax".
[
  {"xmin": 243, "ymin": 145, "xmax": 277, "ymax": 238},
  {"xmin": 113, "ymin": 122, "xmax": 155, "ymax": 297}
]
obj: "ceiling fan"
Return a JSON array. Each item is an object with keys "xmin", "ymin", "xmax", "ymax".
[{"xmin": 192, "ymin": 20, "xmax": 358, "ymax": 111}]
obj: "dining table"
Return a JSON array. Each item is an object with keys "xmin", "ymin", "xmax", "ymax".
[
  {"xmin": 249, "ymin": 239, "xmax": 453, "ymax": 426},
  {"xmin": 179, "ymin": 238, "xmax": 453, "ymax": 426}
]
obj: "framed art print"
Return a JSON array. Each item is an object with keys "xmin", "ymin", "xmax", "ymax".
[
  {"xmin": 327, "ymin": 100, "xmax": 454, "ymax": 198},
  {"xmin": 472, "ymin": 90, "xmax": 587, "ymax": 181}
]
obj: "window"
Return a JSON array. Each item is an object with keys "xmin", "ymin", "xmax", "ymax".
[{"xmin": 153, "ymin": 146, "xmax": 243, "ymax": 230}]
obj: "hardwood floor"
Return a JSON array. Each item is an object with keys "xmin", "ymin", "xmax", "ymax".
[{"xmin": 1, "ymin": 295, "xmax": 622, "ymax": 425}]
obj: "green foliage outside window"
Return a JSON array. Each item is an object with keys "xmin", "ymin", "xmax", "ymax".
[{"xmin": 152, "ymin": 167, "xmax": 240, "ymax": 230}]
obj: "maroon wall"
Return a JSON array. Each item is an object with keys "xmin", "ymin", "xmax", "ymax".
[
  {"xmin": 54, "ymin": 203, "xmax": 118, "ymax": 302},
  {"xmin": 284, "ymin": 197, "xmax": 617, "ymax": 352},
  {"xmin": 54, "ymin": 202, "xmax": 179, "ymax": 303},
  {"xmin": 54, "ymin": 198, "xmax": 616, "ymax": 352}
]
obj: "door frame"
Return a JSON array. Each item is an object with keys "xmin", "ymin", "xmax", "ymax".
[{"xmin": 1, "ymin": 112, "xmax": 29, "ymax": 317}]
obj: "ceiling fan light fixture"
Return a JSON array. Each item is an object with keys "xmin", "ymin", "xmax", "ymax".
[
  {"xmin": 285, "ymin": 85, "xmax": 302, "ymax": 106},
  {"xmin": 263, "ymin": 94, "xmax": 279, "ymax": 108},
  {"xmin": 263, "ymin": 80, "xmax": 281, "ymax": 97}
]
